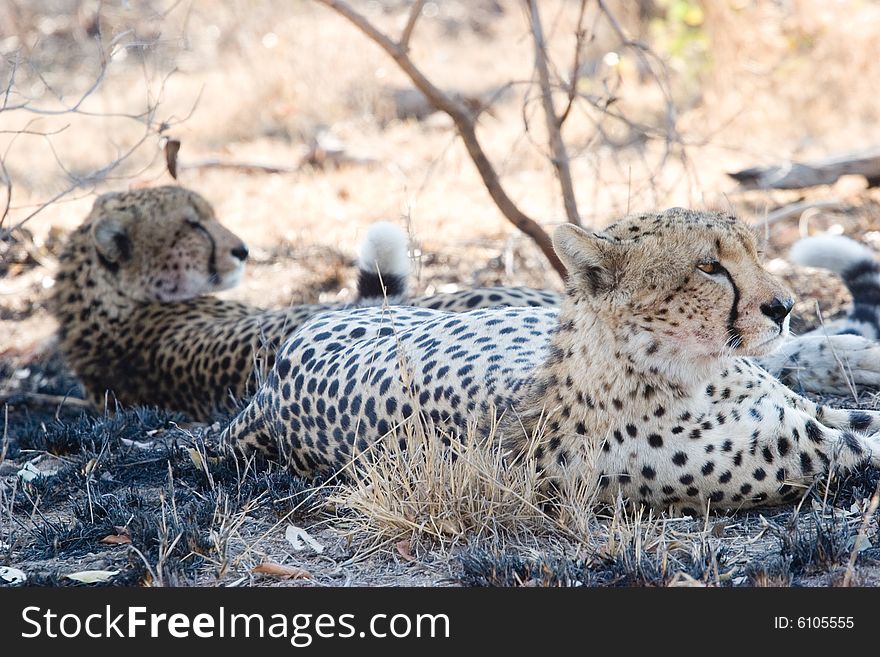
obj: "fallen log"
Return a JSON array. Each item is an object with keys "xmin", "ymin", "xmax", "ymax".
[{"xmin": 729, "ymin": 147, "xmax": 880, "ymax": 190}]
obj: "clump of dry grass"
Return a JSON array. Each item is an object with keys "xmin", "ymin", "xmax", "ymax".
[
  {"xmin": 331, "ymin": 411, "xmax": 600, "ymax": 550},
  {"xmin": 325, "ymin": 400, "xmax": 727, "ymax": 585}
]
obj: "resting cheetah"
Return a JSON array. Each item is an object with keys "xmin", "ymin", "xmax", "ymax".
[
  {"xmin": 51, "ymin": 186, "xmax": 410, "ymax": 419},
  {"xmin": 224, "ymin": 208, "xmax": 880, "ymax": 513}
]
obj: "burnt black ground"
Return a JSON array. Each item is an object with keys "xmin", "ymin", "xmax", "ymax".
[{"xmin": 1, "ymin": 349, "xmax": 879, "ymax": 588}]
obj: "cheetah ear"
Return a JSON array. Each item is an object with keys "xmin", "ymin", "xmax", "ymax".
[
  {"xmin": 553, "ymin": 224, "xmax": 622, "ymax": 294},
  {"xmin": 91, "ymin": 213, "xmax": 134, "ymax": 263}
]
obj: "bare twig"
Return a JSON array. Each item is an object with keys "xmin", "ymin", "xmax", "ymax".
[
  {"xmin": 314, "ymin": 0, "xmax": 567, "ymax": 278},
  {"xmin": 759, "ymin": 199, "xmax": 842, "ymax": 227},
  {"xmin": 596, "ymin": 0, "xmax": 683, "ymax": 175},
  {"xmin": 0, "ymin": 392, "xmax": 92, "ymax": 409},
  {"xmin": 0, "ymin": 156, "xmax": 10, "ymax": 230},
  {"xmin": 0, "ymin": 25, "xmax": 196, "ymax": 239},
  {"xmin": 557, "ymin": 0, "xmax": 589, "ymax": 129},
  {"xmin": 526, "ymin": 0, "xmax": 581, "ymax": 226},
  {"xmin": 842, "ymin": 482, "xmax": 880, "ymax": 587},
  {"xmin": 400, "ymin": 0, "xmax": 427, "ymax": 52},
  {"xmin": 180, "ymin": 158, "xmax": 298, "ymax": 175}
]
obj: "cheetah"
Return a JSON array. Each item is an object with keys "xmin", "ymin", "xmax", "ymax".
[
  {"xmin": 51, "ymin": 186, "xmax": 410, "ymax": 419},
  {"xmin": 223, "ymin": 208, "xmax": 880, "ymax": 513}
]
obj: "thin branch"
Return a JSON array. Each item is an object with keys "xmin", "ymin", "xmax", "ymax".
[
  {"xmin": 399, "ymin": 0, "xmax": 427, "ymax": 52},
  {"xmin": 1, "ymin": 54, "xmax": 19, "ymax": 110},
  {"xmin": 0, "ymin": 392, "xmax": 92, "ymax": 409},
  {"xmin": 596, "ymin": 0, "xmax": 678, "ymax": 142},
  {"xmin": 526, "ymin": 0, "xmax": 581, "ymax": 226},
  {"xmin": 0, "ymin": 156, "xmax": 10, "ymax": 229},
  {"xmin": 314, "ymin": 0, "xmax": 567, "ymax": 278},
  {"xmin": 180, "ymin": 158, "xmax": 298, "ymax": 175},
  {"xmin": 758, "ymin": 199, "xmax": 842, "ymax": 228},
  {"xmin": 557, "ymin": 0, "xmax": 589, "ymax": 128},
  {"xmin": 0, "ymin": 45, "xmax": 192, "ymax": 239}
]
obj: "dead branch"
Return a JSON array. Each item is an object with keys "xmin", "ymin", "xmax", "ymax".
[
  {"xmin": 729, "ymin": 147, "xmax": 880, "ymax": 190},
  {"xmin": 180, "ymin": 158, "xmax": 299, "ymax": 175},
  {"xmin": 596, "ymin": 0, "xmax": 682, "ymax": 172},
  {"xmin": 0, "ymin": 156, "xmax": 10, "ymax": 229},
  {"xmin": 313, "ymin": 0, "xmax": 567, "ymax": 279},
  {"xmin": 400, "ymin": 0, "xmax": 427, "ymax": 52},
  {"xmin": 526, "ymin": 0, "xmax": 581, "ymax": 227}
]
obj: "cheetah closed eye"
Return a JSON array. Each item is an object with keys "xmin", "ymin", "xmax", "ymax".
[{"xmin": 223, "ymin": 208, "xmax": 880, "ymax": 514}]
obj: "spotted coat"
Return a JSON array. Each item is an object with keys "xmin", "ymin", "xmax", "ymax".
[{"xmin": 224, "ymin": 209, "xmax": 880, "ymax": 513}]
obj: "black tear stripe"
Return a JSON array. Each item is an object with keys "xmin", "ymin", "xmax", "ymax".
[
  {"xmin": 192, "ymin": 223, "xmax": 219, "ymax": 283},
  {"xmin": 719, "ymin": 267, "xmax": 742, "ymax": 349},
  {"xmin": 95, "ymin": 248, "xmax": 120, "ymax": 274}
]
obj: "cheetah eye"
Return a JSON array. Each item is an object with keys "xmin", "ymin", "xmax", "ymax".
[{"xmin": 696, "ymin": 261, "xmax": 723, "ymax": 275}]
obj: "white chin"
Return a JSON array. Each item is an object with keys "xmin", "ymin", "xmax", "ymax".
[
  {"xmin": 216, "ymin": 268, "xmax": 244, "ymax": 291},
  {"xmin": 741, "ymin": 332, "xmax": 785, "ymax": 357}
]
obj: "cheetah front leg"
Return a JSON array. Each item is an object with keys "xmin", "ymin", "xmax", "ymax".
[
  {"xmin": 816, "ymin": 405, "xmax": 880, "ymax": 433},
  {"xmin": 659, "ymin": 394, "xmax": 880, "ymax": 512},
  {"xmin": 754, "ymin": 333, "xmax": 880, "ymax": 394},
  {"xmin": 774, "ymin": 392, "xmax": 880, "ymax": 434}
]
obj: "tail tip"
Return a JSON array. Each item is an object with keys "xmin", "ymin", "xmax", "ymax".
[
  {"xmin": 356, "ymin": 221, "xmax": 410, "ymax": 298},
  {"xmin": 789, "ymin": 234, "xmax": 876, "ymax": 275}
]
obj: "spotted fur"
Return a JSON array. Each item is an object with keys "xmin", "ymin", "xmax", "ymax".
[{"xmin": 224, "ymin": 208, "xmax": 880, "ymax": 513}]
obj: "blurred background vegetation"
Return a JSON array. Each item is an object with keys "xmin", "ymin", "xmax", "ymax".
[{"xmin": 3, "ymin": 0, "xmax": 880, "ymax": 352}]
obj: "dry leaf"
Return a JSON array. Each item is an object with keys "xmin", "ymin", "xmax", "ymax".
[
  {"xmin": 435, "ymin": 518, "xmax": 462, "ymax": 536},
  {"xmin": 16, "ymin": 462, "xmax": 41, "ymax": 483},
  {"xmin": 667, "ymin": 572, "xmax": 706, "ymax": 588},
  {"xmin": 165, "ymin": 138, "xmax": 181, "ymax": 179},
  {"xmin": 0, "ymin": 566, "xmax": 27, "ymax": 585},
  {"xmin": 188, "ymin": 448, "xmax": 204, "ymax": 470},
  {"xmin": 64, "ymin": 569, "xmax": 120, "ymax": 584},
  {"xmin": 82, "ymin": 458, "xmax": 98, "ymax": 476},
  {"xmin": 711, "ymin": 521, "xmax": 728, "ymax": 538},
  {"xmin": 252, "ymin": 562, "xmax": 311, "ymax": 579},
  {"xmin": 285, "ymin": 525, "xmax": 324, "ymax": 554},
  {"xmin": 100, "ymin": 534, "xmax": 132, "ymax": 545},
  {"xmin": 120, "ymin": 438, "xmax": 157, "ymax": 450},
  {"xmin": 395, "ymin": 539, "xmax": 415, "ymax": 562}
]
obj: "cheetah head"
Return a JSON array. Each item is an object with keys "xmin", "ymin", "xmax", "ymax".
[
  {"xmin": 553, "ymin": 208, "xmax": 794, "ymax": 364},
  {"xmin": 86, "ymin": 186, "xmax": 248, "ymax": 302}
]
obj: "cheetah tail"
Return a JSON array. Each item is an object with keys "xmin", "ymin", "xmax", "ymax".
[
  {"xmin": 790, "ymin": 233, "xmax": 880, "ymax": 337},
  {"xmin": 356, "ymin": 221, "xmax": 410, "ymax": 301}
]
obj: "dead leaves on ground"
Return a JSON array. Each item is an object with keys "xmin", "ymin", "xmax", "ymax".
[{"xmin": 252, "ymin": 561, "xmax": 312, "ymax": 580}]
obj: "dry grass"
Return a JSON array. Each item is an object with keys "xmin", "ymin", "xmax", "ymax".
[{"xmin": 335, "ymin": 415, "xmax": 558, "ymax": 547}]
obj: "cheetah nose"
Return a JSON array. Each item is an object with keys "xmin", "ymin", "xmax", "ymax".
[
  {"xmin": 760, "ymin": 296, "xmax": 794, "ymax": 326},
  {"xmin": 231, "ymin": 244, "xmax": 249, "ymax": 262}
]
